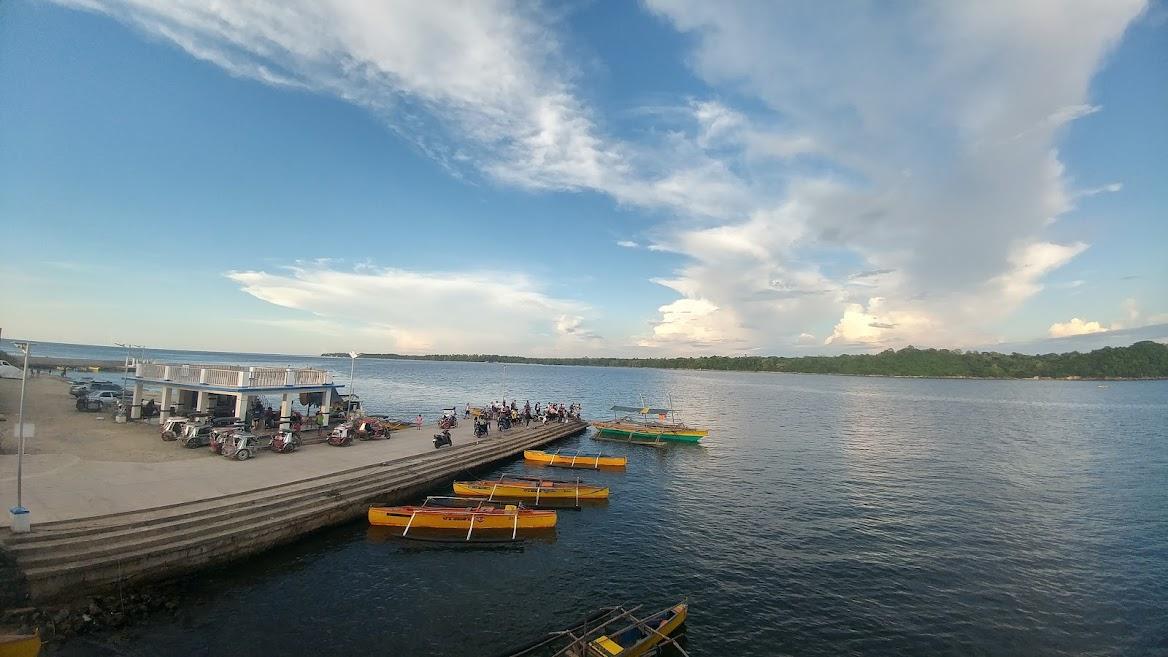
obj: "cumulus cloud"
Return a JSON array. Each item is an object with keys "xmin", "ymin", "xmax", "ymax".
[
  {"xmin": 635, "ymin": 0, "xmax": 1143, "ymax": 352},
  {"xmin": 226, "ymin": 263, "xmax": 600, "ymax": 354},
  {"xmin": 1048, "ymin": 317, "xmax": 1111, "ymax": 338},
  {"xmin": 60, "ymin": 0, "xmax": 1148, "ymax": 354}
]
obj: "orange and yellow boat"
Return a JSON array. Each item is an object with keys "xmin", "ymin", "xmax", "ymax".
[
  {"xmin": 0, "ymin": 631, "xmax": 40, "ymax": 657},
  {"xmin": 453, "ymin": 476, "xmax": 609, "ymax": 501},
  {"xmin": 368, "ymin": 496, "xmax": 556, "ymax": 539},
  {"xmin": 524, "ymin": 449, "xmax": 627, "ymax": 469}
]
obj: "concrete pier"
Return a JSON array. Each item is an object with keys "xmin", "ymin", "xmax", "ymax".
[{"xmin": 0, "ymin": 418, "xmax": 587, "ymax": 606}]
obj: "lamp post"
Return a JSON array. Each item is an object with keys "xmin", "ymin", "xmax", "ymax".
[
  {"xmin": 348, "ymin": 351, "xmax": 359, "ymax": 406},
  {"xmin": 10, "ymin": 341, "xmax": 32, "ymax": 532},
  {"xmin": 115, "ymin": 342, "xmax": 132, "ymax": 406}
]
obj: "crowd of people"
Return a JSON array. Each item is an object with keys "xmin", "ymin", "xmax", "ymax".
[{"xmin": 466, "ymin": 399, "xmax": 581, "ymax": 437}]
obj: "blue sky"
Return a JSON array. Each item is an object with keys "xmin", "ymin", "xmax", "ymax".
[{"xmin": 0, "ymin": 0, "xmax": 1164, "ymax": 356}]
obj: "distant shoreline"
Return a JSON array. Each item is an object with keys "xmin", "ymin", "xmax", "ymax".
[{"xmin": 322, "ymin": 341, "xmax": 1168, "ymax": 381}]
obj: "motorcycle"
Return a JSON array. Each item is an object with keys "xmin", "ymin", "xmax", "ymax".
[
  {"xmin": 438, "ymin": 416, "xmax": 458, "ymax": 431},
  {"xmin": 433, "ymin": 429, "xmax": 453, "ymax": 449},
  {"xmin": 270, "ymin": 430, "xmax": 301, "ymax": 454}
]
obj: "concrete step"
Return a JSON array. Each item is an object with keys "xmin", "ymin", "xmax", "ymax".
[
  {"xmin": 19, "ymin": 423, "xmax": 585, "ymax": 598},
  {"xmin": 6, "ymin": 423, "xmax": 574, "ymax": 542},
  {"xmin": 10, "ymin": 430, "xmax": 547, "ymax": 564},
  {"xmin": 8, "ymin": 422, "xmax": 584, "ymax": 589},
  {"xmin": 4, "ymin": 418, "xmax": 588, "ymax": 598}
]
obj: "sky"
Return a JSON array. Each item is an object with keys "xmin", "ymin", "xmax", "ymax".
[{"xmin": 0, "ymin": 0, "xmax": 1165, "ymax": 357}]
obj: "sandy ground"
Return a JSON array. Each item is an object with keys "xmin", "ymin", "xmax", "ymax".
[{"xmin": 0, "ymin": 375, "xmax": 201, "ymax": 463}]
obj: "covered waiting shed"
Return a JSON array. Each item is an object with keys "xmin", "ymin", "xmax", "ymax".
[{"xmin": 126, "ymin": 362, "xmax": 339, "ymax": 430}]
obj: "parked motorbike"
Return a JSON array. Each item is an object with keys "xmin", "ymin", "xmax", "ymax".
[
  {"xmin": 433, "ymin": 429, "xmax": 453, "ymax": 449},
  {"xmin": 439, "ymin": 416, "xmax": 458, "ymax": 431},
  {"xmin": 270, "ymin": 430, "xmax": 301, "ymax": 453}
]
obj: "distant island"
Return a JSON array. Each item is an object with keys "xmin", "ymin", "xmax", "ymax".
[{"xmin": 325, "ymin": 340, "xmax": 1168, "ymax": 380}]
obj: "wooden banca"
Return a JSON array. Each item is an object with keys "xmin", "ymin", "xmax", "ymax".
[{"xmin": 368, "ymin": 496, "xmax": 556, "ymax": 542}]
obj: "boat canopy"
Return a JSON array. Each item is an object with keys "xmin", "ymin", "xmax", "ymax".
[{"xmin": 611, "ymin": 405, "xmax": 672, "ymax": 415}]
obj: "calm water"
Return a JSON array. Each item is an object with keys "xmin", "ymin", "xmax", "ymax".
[{"xmin": 17, "ymin": 342, "xmax": 1167, "ymax": 656}]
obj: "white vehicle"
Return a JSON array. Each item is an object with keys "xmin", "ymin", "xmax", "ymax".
[
  {"xmin": 86, "ymin": 390, "xmax": 122, "ymax": 405},
  {"xmin": 0, "ymin": 360, "xmax": 22, "ymax": 379}
]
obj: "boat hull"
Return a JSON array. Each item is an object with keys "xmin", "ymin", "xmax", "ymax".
[
  {"xmin": 524, "ymin": 450, "xmax": 627, "ymax": 469},
  {"xmin": 453, "ymin": 481, "xmax": 610, "ymax": 500},
  {"xmin": 0, "ymin": 632, "xmax": 40, "ymax": 657},
  {"xmin": 367, "ymin": 506, "xmax": 557, "ymax": 530},
  {"xmin": 589, "ymin": 602, "xmax": 688, "ymax": 657},
  {"xmin": 592, "ymin": 422, "xmax": 706, "ymax": 443}
]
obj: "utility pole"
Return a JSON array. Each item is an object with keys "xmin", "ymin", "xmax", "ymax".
[{"xmin": 11, "ymin": 341, "xmax": 32, "ymax": 532}]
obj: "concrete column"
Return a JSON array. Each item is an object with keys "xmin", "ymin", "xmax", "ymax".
[
  {"xmin": 280, "ymin": 394, "xmax": 292, "ymax": 431},
  {"xmin": 159, "ymin": 386, "xmax": 173, "ymax": 422},
  {"xmin": 235, "ymin": 393, "xmax": 250, "ymax": 421},
  {"xmin": 131, "ymin": 383, "xmax": 144, "ymax": 420},
  {"xmin": 321, "ymin": 387, "xmax": 333, "ymax": 418},
  {"xmin": 196, "ymin": 391, "xmax": 210, "ymax": 412}
]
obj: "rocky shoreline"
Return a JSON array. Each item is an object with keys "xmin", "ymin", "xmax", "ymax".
[{"xmin": 2, "ymin": 583, "xmax": 185, "ymax": 645}]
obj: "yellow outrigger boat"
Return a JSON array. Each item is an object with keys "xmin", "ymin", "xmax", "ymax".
[
  {"xmin": 453, "ymin": 476, "xmax": 610, "ymax": 502},
  {"xmin": 368, "ymin": 496, "xmax": 556, "ymax": 541},
  {"xmin": 0, "ymin": 631, "xmax": 40, "ymax": 657},
  {"xmin": 524, "ymin": 449, "xmax": 627, "ymax": 469},
  {"xmin": 495, "ymin": 602, "xmax": 689, "ymax": 657}
]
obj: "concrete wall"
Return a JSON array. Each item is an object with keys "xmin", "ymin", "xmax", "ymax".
[{"xmin": 0, "ymin": 420, "xmax": 586, "ymax": 606}]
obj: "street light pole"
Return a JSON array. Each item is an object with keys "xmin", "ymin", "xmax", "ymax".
[
  {"xmin": 15, "ymin": 341, "xmax": 31, "ymax": 511},
  {"xmin": 116, "ymin": 342, "xmax": 131, "ymax": 407},
  {"xmin": 348, "ymin": 351, "xmax": 358, "ymax": 407}
]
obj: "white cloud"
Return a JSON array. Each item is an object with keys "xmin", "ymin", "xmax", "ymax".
[
  {"xmin": 60, "ymin": 0, "xmax": 1147, "ymax": 354},
  {"xmin": 226, "ymin": 263, "xmax": 600, "ymax": 354},
  {"xmin": 1074, "ymin": 182, "xmax": 1123, "ymax": 198},
  {"xmin": 824, "ymin": 297, "xmax": 937, "ymax": 347},
  {"xmin": 635, "ymin": 1, "xmax": 1141, "ymax": 352},
  {"xmin": 616, "ymin": 240, "xmax": 639, "ymax": 248},
  {"xmin": 1048, "ymin": 317, "xmax": 1110, "ymax": 338}
]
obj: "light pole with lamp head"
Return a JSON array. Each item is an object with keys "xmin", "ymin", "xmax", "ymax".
[
  {"xmin": 10, "ymin": 341, "xmax": 33, "ymax": 532},
  {"xmin": 348, "ymin": 352, "xmax": 359, "ymax": 414}
]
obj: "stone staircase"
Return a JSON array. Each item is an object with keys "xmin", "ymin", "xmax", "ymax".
[{"xmin": 0, "ymin": 419, "xmax": 586, "ymax": 606}]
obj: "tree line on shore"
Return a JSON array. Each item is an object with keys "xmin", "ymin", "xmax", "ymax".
[{"xmin": 325, "ymin": 340, "xmax": 1168, "ymax": 379}]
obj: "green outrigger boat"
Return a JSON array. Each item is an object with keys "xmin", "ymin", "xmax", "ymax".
[{"xmin": 592, "ymin": 404, "xmax": 708, "ymax": 444}]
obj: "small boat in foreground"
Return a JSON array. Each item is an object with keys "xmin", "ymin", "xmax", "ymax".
[
  {"xmin": 495, "ymin": 602, "xmax": 689, "ymax": 657},
  {"xmin": 524, "ymin": 449, "xmax": 627, "ymax": 469},
  {"xmin": 0, "ymin": 631, "xmax": 40, "ymax": 657},
  {"xmin": 453, "ymin": 476, "xmax": 610, "ymax": 502},
  {"xmin": 593, "ymin": 403, "xmax": 708, "ymax": 444},
  {"xmin": 368, "ymin": 496, "xmax": 556, "ymax": 541}
]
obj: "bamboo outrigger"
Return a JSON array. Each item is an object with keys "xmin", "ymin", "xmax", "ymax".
[
  {"xmin": 454, "ymin": 475, "xmax": 610, "ymax": 504},
  {"xmin": 368, "ymin": 496, "xmax": 556, "ymax": 541},
  {"xmin": 494, "ymin": 602, "xmax": 689, "ymax": 657},
  {"xmin": 591, "ymin": 398, "xmax": 707, "ymax": 444},
  {"xmin": 524, "ymin": 449, "xmax": 627, "ymax": 469}
]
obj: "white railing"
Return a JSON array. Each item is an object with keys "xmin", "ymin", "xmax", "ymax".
[
  {"xmin": 170, "ymin": 366, "xmax": 200, "ymax": 384},
  {"xmin": 136, "ymin": 363, "xmax": 332, "ymax": 388},
  {"xmin": 205, "ymin": 369, "xmax": 240, "ymax": 387},
  {"xmin": 251, "ymin": 368, "xmax": 288, "ymax": 388},
  {"xmin": 138, "ymin": 363, "xmax": 166, "ymax": 379},
  {"xmin": 297, "ymin": 369, "xmax": 331, "ymax": 386}
]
